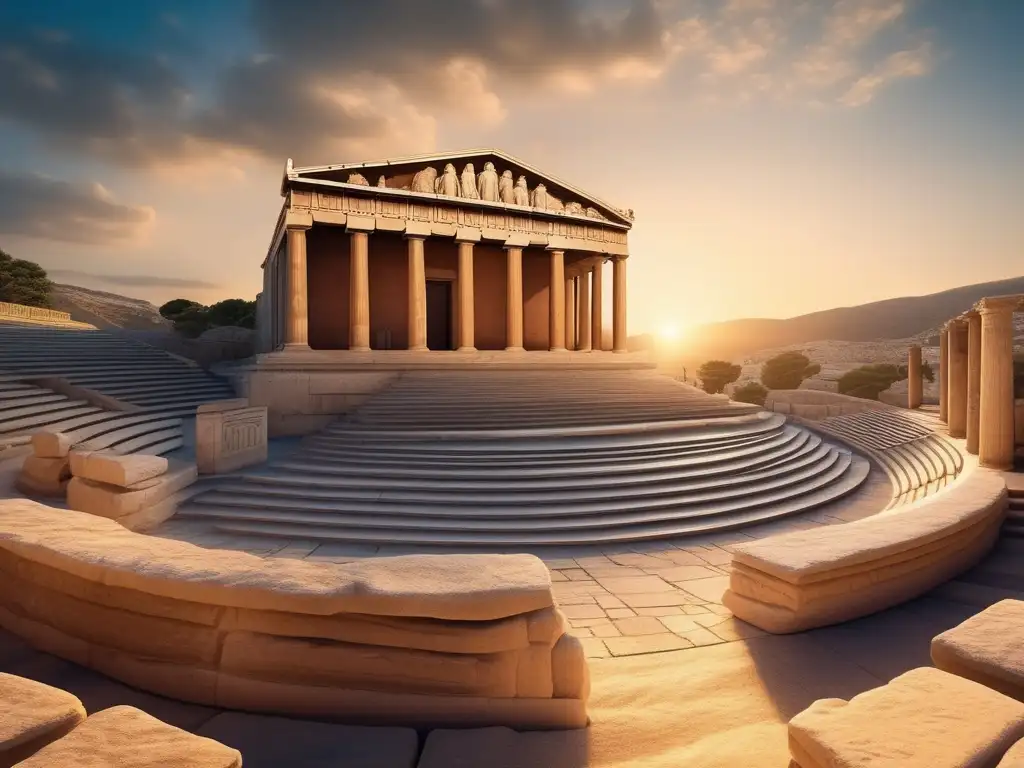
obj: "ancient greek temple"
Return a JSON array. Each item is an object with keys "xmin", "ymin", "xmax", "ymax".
[
  {"xmin": 256, "ymin": 149, "xmax": 633, "ymax": 357},
  {"xmin": 919, "ymin": 294, "xmax": 1021, "ymax": 469}
]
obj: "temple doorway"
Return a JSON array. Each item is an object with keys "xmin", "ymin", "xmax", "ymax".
[{"xmin": 426, "ymin": 280, "xmax": 453, "ymax": 350}]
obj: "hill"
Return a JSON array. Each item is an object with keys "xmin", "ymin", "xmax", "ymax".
[
  {"xmin": 670, "ymin": 275, "xmax": 1024, "ymax": 365},
  {"xmin": 50, "ymin": 284, "xmax": 169, "ymax": 331}
]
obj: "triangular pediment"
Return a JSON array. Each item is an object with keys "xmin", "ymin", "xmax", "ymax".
[{"xmin": 284, "ymin": 148, "xmax": 634, "ymax": 227}]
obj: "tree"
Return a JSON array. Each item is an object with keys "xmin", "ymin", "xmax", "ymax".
[
  {"xmin": 732, "ymin": 381, "xmax": 768, "ymax": 406},
  {"xmin": 159, "ymin": 298, "xmax": 202, "ymax": 320},
  {"xmin": 206, "ymin": 298, "xmax": 256, "ymax": 329},
  {"xmin": 921, "ymin": 361, "xmax": 935, "ymax": 383},
  {"xmin": 760, "ymin": 351, "xmax": 821, "ymax": 390},
  {"xmin": 697, "ymin": 360, "xmax": 741, "ymax": 394},
  {"xmin": 0, "ymin": 249, "xmax": 54, "ymax": 308},
  {"xmin": 838, "ymin": 364, "xmax": 905, "ymax": 401}
]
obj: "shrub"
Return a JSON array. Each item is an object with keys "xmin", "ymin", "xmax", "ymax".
[
  {"xmin": 760, "ymin": 351, "xmax": 821, "ymax": 390},
  {"xmin": 921, "ymin": 361, "xmax": 935, "ymax": 383},
  {"xmin": 165, "ymin": 297, "xmax": 257, "ymax": 337},
  {"xmin": 838, "ymin": 364, "xmax": 905, "ymax": 400},
  {"xmin": 159, "ymin": 298, "xmax": 202, "ymax": 320},
  {"xmin": 732, "ymin": 381, "xmax": 768, "ymax": 406},
  {"xmin": 697, "ymin": 360, "xmax": 741, "ymax": 394},
  {"xmin": 0, "ymin": 249, "xmax": 53, "ymax": 308}
]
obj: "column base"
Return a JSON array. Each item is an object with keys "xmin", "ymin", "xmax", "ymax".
[
  {"xmin": 612, "ymin": 348, "xmax": 628, "ymax": 354},
  {"xmin": 504, "ymin": 346, "xmax": 525, "ymax": 353},
  {"xmin": 549, "ymin": 347, "xmax": 567, "ymax": 352},
  {"xmin": 979, "ymin": 458, "xmax": 1014, "ymax": 471},
  {"xmin": 457, "ymin": 346, "xmax": 477, "ymax": 353},
  {"xmin": 349, "ymin": 345, "xmax": 371, "ymax": 352},
  {"xmin": 407, "ymin": 345, "xmax": 429, "ymax": 352},
  {"xmin": 280, "ymin": 343, "xmax": 311, "ymax": 352}
]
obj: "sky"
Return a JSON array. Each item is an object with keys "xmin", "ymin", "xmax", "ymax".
[{"xmin": 1, "ymin": 0, "xmax": 1021, "ymax": 335}]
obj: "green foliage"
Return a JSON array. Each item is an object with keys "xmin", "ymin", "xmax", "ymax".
[
  {"xmin": 697, "ymin": 360, "xmax": 741, "ymax": 395},
  {"xmin": 165, "ymin": 297, "xmax": 257, "ymax": 338},
  {"xmin": 760, "ymin": 351, "xmax": 821, "ymax": 390},
  {"xmin": 732, "ymin": 381, "xmax": 768, "ymax": 406},
  {"xmin": 0, "ymin": 249, "xmax": 53, "ymax": 308},
  {"xmin": 159, "ymin": 298, "xmax": 201, "ymax": 319},
  {"xmin": 921, "ymin": 361, "xmax": 935, "ymax": 383},
  {"xmin": 838, "ymin": 364, "xmax": 906, "ymax": 401}
]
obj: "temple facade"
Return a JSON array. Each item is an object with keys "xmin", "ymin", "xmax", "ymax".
[{"xmin": 256, "ymin": 149, "xmax": 634, "ymax": 356}]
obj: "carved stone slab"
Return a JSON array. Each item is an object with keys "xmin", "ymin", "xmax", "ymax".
[{"xmin": 196, "ymin": 402, "xmax": 268, "ymax": 475}]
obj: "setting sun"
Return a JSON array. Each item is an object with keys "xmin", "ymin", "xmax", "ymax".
[{"xmin": 658, "ymin": 323, "xmax": 682, "ymax": 342}]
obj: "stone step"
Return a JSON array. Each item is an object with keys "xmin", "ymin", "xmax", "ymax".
[
  {"xmin": 0, "ymin": 392, "xmax": 70, "ymax": 411},
  {"xmin": 0, "ymin": 404, "xmax": 103, "ymax": 434},
  {"xmin": 202, "ymin": 458, "xmax": 870, "ymax": 546},
  {"xmin": 97, "ymin": 380, "xmax": 232, "ymax": 398},
  {"xmin": 77, "ymin": 419, "xmax": 183, "ymax": 453}
]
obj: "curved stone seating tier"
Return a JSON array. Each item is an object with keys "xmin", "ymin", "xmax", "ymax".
[
  {"xmin": 722, "ymin": 467, "xmax": 1007, "ymax": 633},
  {"xmin": 0, "ymin": 500, "xmax": 589, "ymax": 730},
  {"xmin": 810, "ymin": 408, "xmax": 964, "ymax": 508},
  {"xmin": 179, "ymin": 402, "xmax": 871, "ymax": 545},
  {"xmin": 0, "ymin": 381, "xmax": 184, "ymax": 456},
  {"xmin": 0, "ymin": 325, "xmax": 235, "ymax": 419}
]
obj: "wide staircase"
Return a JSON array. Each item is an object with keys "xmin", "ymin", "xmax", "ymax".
[
  {"xmin": 178, "ymin": 370, "xmax": 871, "ymax": 547},
  {"xmin": 0, "ymin": 323, "xmax": 236, "ymax": 455}
]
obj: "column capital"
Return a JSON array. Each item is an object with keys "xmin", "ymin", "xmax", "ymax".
[
  {"xmin": 345, "ymin": 215, "xmax": 375, "ymax": 233},
  {"xmin": 977, "ymin": 295, "xmax": 1021, "ymax": 315},
  {"xmin": 504, "ymin": 233, "xmax": 530, "ymax": 249},
  {"xmin": 285, "ymin": 222, "xmax": 311, "ymax": 232},
  {"xmin": 455, "ymin": 226, "xmax": 481, "ymax": 244},
  {"xmin": 284, "ymin": 210, "xmax": 312, "ymax": 230},
  {"xmin": 404, "ymin": 221, "xmax": 431, "ymax": 239}
]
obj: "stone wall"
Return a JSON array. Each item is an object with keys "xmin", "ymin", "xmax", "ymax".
[
  {"xmin": 0, "ymin": 301, "xmax": 93, "ymax": 328},
  {"xmin": 0, "ymin": 500, "xmax": 589, "ymax": 730},
  {"xmin": 764, "ymin": 389, "xmax": 895, "ymax": 420}
]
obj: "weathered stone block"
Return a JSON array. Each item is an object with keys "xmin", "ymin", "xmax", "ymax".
[
  {"xmin": 0, "ymin": 672, "xmax": 85, "ymax": 766},
  {"xmin": 30, "ymin": 430, "xmax": 71, "ymax": 459},
  {"xmin": 69, "ymin": 451, "xmax": 168, "ymax": 488},
  {"xmin": 15, "ymin": 456, "xmax": 71, "ymax": 498},
  {"xmin": 196, "ymin": 401, "xmax": 268, "ymax": 474},
  {"xmin": 66, "ymin": 461, "xmax": 197, "ymax": 521},
  {"xmin": 14, "ymin": 706, "xmax": 241, "ymax": 768}
]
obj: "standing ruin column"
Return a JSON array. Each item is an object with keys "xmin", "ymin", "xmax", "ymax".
[
  {"xmin": 549, "ymin": 249, "xmax": 566, "ymax": 351},
  {"xmin": 564, "ymin": 274, "xmax": 576, "ymax": 351},
  {"xmin": 504, "ymin": 246, "xmax": 524, "ymax": 351},
  {"xmin": 456, "ymin": 237, "xmax": 476, "ymax": 351},
  {"xmin": 406, "ymin": 234, "xmax": 427, "ymax": 351},
  {"xmin": 348, "ymin": 229, "xmax": 371, "ymax": 351},
  {"xmin": 612, "ymin": 256, "xmax": 628, "ymax": 353},
  {"xmin": 966, "ymin": 312, "xmax": 982, "ymax": 455},
  {"xmin": 939, "ymin": 326, "xmax": 949, "ymax": 423},
  {"xmin": 978, "ymin": 297, "xmax": 1016, "ymax": 470},
  {"xmin": 592, "ymin": 261, "xmax": 604, "ymax": 351},
  {"xmin": 283, "ymin": 224, "xmax": 310, "ymax": 349},
  {"xmin": 578, "ymin": 270, "xmax": 592, "ymax": 352},
  {"xmin": 907, "ymin": 345, "xmax": 922, "ymax": 409},
  {"xmin": 948, "ymin": 320, "xmax": 969, "ymax": 438}
]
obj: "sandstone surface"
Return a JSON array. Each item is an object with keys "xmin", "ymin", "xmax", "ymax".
[
  {"xmin": 931, "ymin": 599, "xmax": 1024, "ymax": 701},
  {"xmin": 0, "ymin": 672, "xmax": 85, "ymax": 767},
  {"xmin": 29, "ymin": 431, "xmax": 71, "ymax": 459},
  {"xmin": 69, "ymin": 451, "xmax": 168, "ymax": 488}
]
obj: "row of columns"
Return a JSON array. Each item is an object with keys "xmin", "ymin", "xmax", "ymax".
[
  {"xmin": 934, "ymin": 297, "xmax": 1017, "ymax": 470},
  {"xmin": 279, "ymin": 224, "xmax": 629, "ymax": 353}
]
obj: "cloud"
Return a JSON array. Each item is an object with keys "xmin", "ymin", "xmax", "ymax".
[
  {"xmin": 840, "ymin": 42, "xmax": 933, "ymax": 106},
  {"xmin": 0, "ymin": 170, "xmax": 155, "ymax": 245},
  {"xmin": 47, "ymin": 269, "xmax": 220, "ymax": 289}
]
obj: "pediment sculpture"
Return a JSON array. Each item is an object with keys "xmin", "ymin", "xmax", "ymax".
[
  {"xmin": 460, "ymin": 164, "xmax": 480, "ymax": 199},
  {"xmin": 436, "ymin": 163, "xmax": 461, "ymax": 197},
  {"xmin": 377, "ymin": 176, "xmax": 387, "ymax": 187},
  {"xmin": 530, "ymin": 183, "xmax": 549, "ymax": 209},
  {"xmin": 512, "ymin": 176, "xmax": 530, "ymax": 206},
  {"xmin": 347, "ymin": 172, "xmax": 370, "ymax": 186},
  {"xmin": 477, "ymin": 162, "xmax": 500, "ymax": 202},
  {"xmin": 498, "ymin": 170, "xmax": 515, "ymax": 203},
  {"xmin": 410, "ymin": 167, "xmax": 438, "ymax": 194}
]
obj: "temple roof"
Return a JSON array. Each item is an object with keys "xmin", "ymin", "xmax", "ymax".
[{"xmin": 282, "ymin": 148, "xmax": 634, "ymax": 228}]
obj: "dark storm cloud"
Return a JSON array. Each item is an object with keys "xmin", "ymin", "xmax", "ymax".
[
  {"xmin": 48, "ymin": 269, "xmax": 220, "ymax": 289},
  {"xmin": 0, "ymin": 171, "xmax": 154, "ymax": 245}
]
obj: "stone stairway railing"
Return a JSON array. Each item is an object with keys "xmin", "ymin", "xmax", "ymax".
[{"xmin": 0, "ymin": 301, "xmax": 93, "ymax": 328}]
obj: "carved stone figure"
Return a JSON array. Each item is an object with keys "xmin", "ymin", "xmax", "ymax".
[
  {"xmin": 410, "ymin": 167, "xmax": 438, "ymax": 194},
  {"xmin": 512, "ymin": 176, "xmax": 529, "ymax": 206},
  {"xmin": 585, "ymin": 207, "xmax": 604, "ymax": 220},
  {"xmin": 347, "ymin": 173, "xmax": 370, "ymax": 186},
  {"xmin": 477, "ymin": 162, "xmax": 499, "ymax": 202},
  {"xmin": 435, "ymin": 163, "xmax": 461, "ymax": 197},
  {"xmin": 377, "ymin": 176, "xmax": 387, "ymax": 187},
  {"xmin": 531, "ymin": 183, "xmax": 549, "ymax": 210},
  {"xmin": 460, "ymin": 163, "xmax": 480, "ymax": 199},
  {"xmin": 498, "ymin": 171, "xmax": 515, "ymax": 204},
  {"xmin": 564, "ymin": 201, "xmax": 584, "ymax": 215},
  {"xmin": 546, "ymin": 193, "xmax": 564, "ymax": 213}
]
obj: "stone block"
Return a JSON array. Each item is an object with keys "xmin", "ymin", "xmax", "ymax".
[
  {"xmin": 30, "ymin": 431, "xmax": 71, "ymax": 459},
  {"xmin": 551, "ymin": 634, "xmax": 589, "ymax": 701},
  {"xmin": 66, "ymin": 461, "xmax": 197, "ymax": 522},
  {"xmin": 196, "ymin": 398, "xmax": 249, "ymax": 414},
  {"xmin": 14, "ymin": 705, "xmax": 241, "ymax": 768},
  {"xmin": 1000, "ymin": 740, "xmax": 1024, "ymax": 767},
  {"xmin": 15, "ymin": 456, "xmax": 71, "ymax": 498},
  {"xmin": 70, "ymin": 451, "xmax": 168, "ymax": 488},
  {"xmin": 196, "ymin": 403, "xmax": 268, "ymax": 474},
  {"xmin": 789, "ymin": 667, "xmax": 1024, "ymax": 768},
  {"xmin": 931, "ymin": 599, "xmax": 1024, "ymax": 701},
  {"xmin": 0, "ymin": 672, "xmax": 86, "ymax": 766}
]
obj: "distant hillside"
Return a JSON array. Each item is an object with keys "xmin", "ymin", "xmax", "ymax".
[
  {"xmin": 672, "ymin": 275, "xmax": 1024, "ymax": 364},
  {"xmin": 51, "ymin": 284, "xmax": 169, "ymax": 330}
]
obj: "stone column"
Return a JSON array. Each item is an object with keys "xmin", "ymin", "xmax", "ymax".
[
  {"xmin": 948, "ymin": 321, "xmax": 969, "ymax": 438},
  {"xmin": 938, "ymin": 326, "xmax": 949, "ymax": 423},
  {"xmin": 348, "ymin": 230, "xmax": 371, "ymax": 351},
  {"xmin": 549, "ymin": 249, "xmax": 566, "ymax": 351},
  {"xmin": 564, "ymin": 275, "xmax": 576, "ymax": 351},
  {"xmin": 283, "ymin": 225, "xmax": 310, "ymax": 349},
  {"xmin": 612, "ymin": 256, "xmax": 628, "ymax": 353},
  {"xmin": 907, "ymin": 345, "xmax": 922, "ymax": 409},
  {"xmin": 406, "ymin": 235, "xmax": 427, "ymax": 351},
  {"xmin": 505, "ymin": 246, "xmax": 524, "ymax": 351},
  {"xmin": 592, "ymin": 261, "xmax": 604, "ymax": 351},
  {"xmin": 966, "ymin": 313, "xmax": 982, "ymax": 455},
  {"xmin": 578, "ymin": 269, "xmax": 592, "ymax": 352},
  {"xmin": 457, "ymin": 239, "xmax": 476, "ymax": 351},
  {"xmin": 978, "ymin": 297, "xmax": 1016, "ymax": 470}
]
